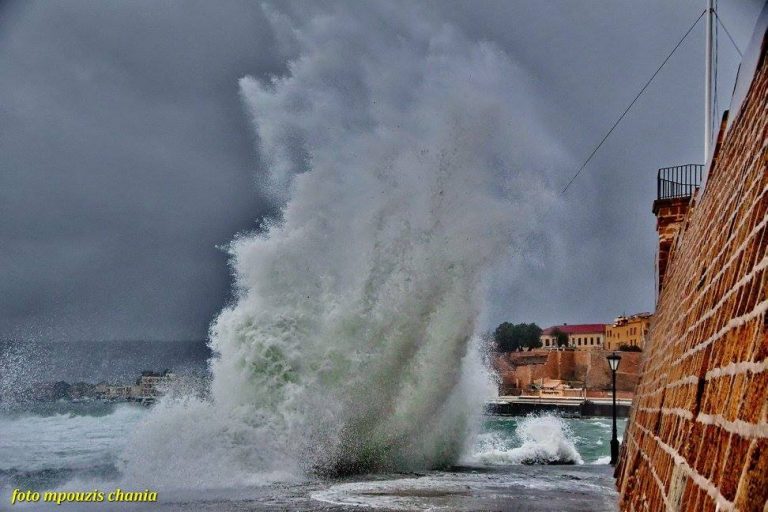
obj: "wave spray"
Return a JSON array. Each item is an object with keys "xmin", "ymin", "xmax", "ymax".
[{"xmin": 121, "ymin": 4, "xmax": 560, "ymax": 487}]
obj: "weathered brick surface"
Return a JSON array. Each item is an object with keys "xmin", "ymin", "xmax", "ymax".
[
  {"xmin": 653, "ymin": 196, "xmax": 693, "ymax": 293},
  {"xmin": 616, "ymin": 34, "xmax": 768, "ymax": 512}
]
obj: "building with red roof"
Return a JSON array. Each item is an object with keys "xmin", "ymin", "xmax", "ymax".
[{"xmin": 540, "ymin": 323, "xmax": 607, "ymax": 350}]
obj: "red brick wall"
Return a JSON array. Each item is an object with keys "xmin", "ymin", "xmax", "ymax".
[
  {"xmin": 616, "ymin": 34, "xmax": 768, "ymax": 512},
  {"xmin": 653, "ymin": 196, "xmax": 693, "ymax": 293}
]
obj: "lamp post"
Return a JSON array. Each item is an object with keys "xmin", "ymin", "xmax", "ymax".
[{"xmin": 607, "ymin": 352, "xmax": 622, "ymax": 465}]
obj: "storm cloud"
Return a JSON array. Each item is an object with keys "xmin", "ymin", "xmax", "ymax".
[{"xmin": 0, "ymin": 0, "xmax": 763, "ymax": 342}]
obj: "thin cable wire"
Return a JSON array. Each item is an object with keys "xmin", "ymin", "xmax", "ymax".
[
  {"xmin": 561, "ymin": 9, "xmax": 706, "ymax": 194},
  {"xmin": 713, "ymin": 9, "xmax": 743, "ymax": 57},
  {"xmin": 713, "ymin": 0, "xmax": 719, "ymax": 144}
]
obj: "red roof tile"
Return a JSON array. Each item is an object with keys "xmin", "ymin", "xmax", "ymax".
[{"xmin": 541, "ymin": 324, "xmax": 606, "ymax": 335}]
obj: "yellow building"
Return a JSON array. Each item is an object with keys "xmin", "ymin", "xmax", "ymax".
[{"xmin": 605, "ymin": 313, "xmax": 652, "ymax": 351}]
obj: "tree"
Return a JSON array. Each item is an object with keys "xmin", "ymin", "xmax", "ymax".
[
  {"xmin": 551, "ymin": 327, "xmax": 569, "ymax": 348},
  {"xmin": 493, "ymin": 322, "xmax": 543, "ymax": 352}
]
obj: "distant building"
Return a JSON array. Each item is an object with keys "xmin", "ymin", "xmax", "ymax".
[
  {"xmin": 135, "ymin": 369, "xmax": 175, "ymax": 398},
  {"xmin": 96, "ymin": 370, "xmax": 175, "ymax": 402},
  {"xmin": 105, "ymin": 385, "xmax": 134, "ymax": 399},
  {"xmin": 540, "ymin": 323, "xmax": 606, "ymax": 350},
  {"xmin": 605, "ymin": 313, "xmax": 652, "ymax": 351},
  {"xmin": 94, "ymin": 382, "xmax": 109, "ymax": 396},
  {"xmin": 67, "ymin": 382, "xmax": 96, "ymax": 399}
]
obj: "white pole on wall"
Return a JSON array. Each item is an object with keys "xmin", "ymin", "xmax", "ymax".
[{"xmin": 704, "ymin": 0, "xmax": 714, "ymax": 164}]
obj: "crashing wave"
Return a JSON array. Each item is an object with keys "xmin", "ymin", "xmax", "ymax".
[
  {"xmin": 470, "ymin": 415, "xmax": 584, "ymax": 465},
  {"xmin": 119, "ymin": 2, "xmax": 563, "ymax": 486}
]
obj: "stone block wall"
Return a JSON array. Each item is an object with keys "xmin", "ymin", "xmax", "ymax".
[
  {"xmin": 496, "ymin": 349, "xmax": 642, "ymax": 394},
  {"xmin": 616, "ymin": 31, "xmax": 768, "ymax": 512}
]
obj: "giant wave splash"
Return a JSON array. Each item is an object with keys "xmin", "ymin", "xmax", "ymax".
[{"xmin": 120, "ymin": 4, "xmax": 562, "ymax": 487}]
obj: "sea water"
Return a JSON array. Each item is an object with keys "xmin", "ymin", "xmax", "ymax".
[{"xmin": 0, "ymin": 402, "xmax": 624, "ymax": 510}]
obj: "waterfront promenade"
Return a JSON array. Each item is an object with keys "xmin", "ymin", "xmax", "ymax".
[{"xmin": 488, "ymin": 395, "xmax": 633, "ymax": 417}]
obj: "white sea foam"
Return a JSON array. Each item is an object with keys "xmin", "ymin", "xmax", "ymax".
[
  {"xmin": 118, "ymin": 3, "xmax": 563, "ymax": 487},
  {"xmin": 468, "ymin": 415, "xmax": 584, "ymax": 465},
  {"xmin": 311, "ymin": 468, "xmax": 613, "ymax": 511},
  {"xmin": 0, "ymin": 405, "xmax": 143, "ymax": 473}
]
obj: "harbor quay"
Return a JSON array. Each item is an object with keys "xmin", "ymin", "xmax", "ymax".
[{"xmin": 487, "ymin": 395, "xmax": 633, "ymax": 418}]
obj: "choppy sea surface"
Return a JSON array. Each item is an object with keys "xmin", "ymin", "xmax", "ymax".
[{"xmin": 0, "ymin": 402, "xmax": 625, "ymax": 511}]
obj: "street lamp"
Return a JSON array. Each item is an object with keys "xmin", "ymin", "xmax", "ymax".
[{"xmin": 607, "ymin": 352, "xmax": 622, "ymax": 465}]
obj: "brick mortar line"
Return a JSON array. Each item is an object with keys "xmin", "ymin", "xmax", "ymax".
[
  {"xmin": 642, "ymin": 357, "xmax": 768, "ymax": 395},
  {"xmin": 697, "ymin": 414, "xmax": 768, "ymax": 439},
  {"xmin": 706, "ymin": 358, "xmax": 768, "ymax": 380},
  {"xmin": 637, "ymin": 406, "xmax": 693, "ymax": 420},
  {"xmin": 634, "ymin": 423, "xmax": 736, "ymax": 512},
  {"xmin": 636, "ymin": 406, "xmax": 768, "ymax": 440},
  {"xmin": 665, "ymin": 375, "xmax": 700, "ymax": 391}
]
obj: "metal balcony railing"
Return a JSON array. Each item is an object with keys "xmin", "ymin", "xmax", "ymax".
[{"xmin": 657, "ymin": 164, "xmax": 704, "ymax": 200}]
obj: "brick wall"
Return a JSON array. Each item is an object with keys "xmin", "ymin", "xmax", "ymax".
[
  {"xmin": 616, "ymin": 29, "xmax": 768, "ymax": 512},
  {"xmin": 653, "ymin": 196, "xmax": 693, "ymax": 293}
]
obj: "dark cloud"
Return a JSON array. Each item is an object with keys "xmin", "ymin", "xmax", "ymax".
[
  {"xmin": 0, "ymin": 0, "xmax": 285, "ymax": 341},
  {"xmin": 0, "ymin": 0, "xmax": 763, "ymax": 341}
]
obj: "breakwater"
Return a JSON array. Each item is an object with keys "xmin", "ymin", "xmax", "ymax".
[{"xmin": 487, "ymin": 397, "xmax": 632, "ymax": 418}]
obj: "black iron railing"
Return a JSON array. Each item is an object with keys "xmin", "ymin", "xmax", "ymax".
[{"xmin": 657, "ymin": 164, "xmax": 704, "ymax": 200}]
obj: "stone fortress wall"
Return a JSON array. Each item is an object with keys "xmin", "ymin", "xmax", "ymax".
[
  {"xmin": 496, "ymin": 349, "xmax": 642, "ymax": 395},
  {"xmin": 616, "ymin": 13, "xmax": 768, "ymax": 512}
]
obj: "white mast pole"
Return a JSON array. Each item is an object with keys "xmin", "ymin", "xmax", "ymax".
[{"xmin": 704, "ymin": 0, "xmax": 714, "ymax": 164}]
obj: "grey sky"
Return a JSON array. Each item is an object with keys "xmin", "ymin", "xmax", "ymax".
[{"xmin": 0, "ymin": 0, "xmax": 763, "ymax": 342}]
